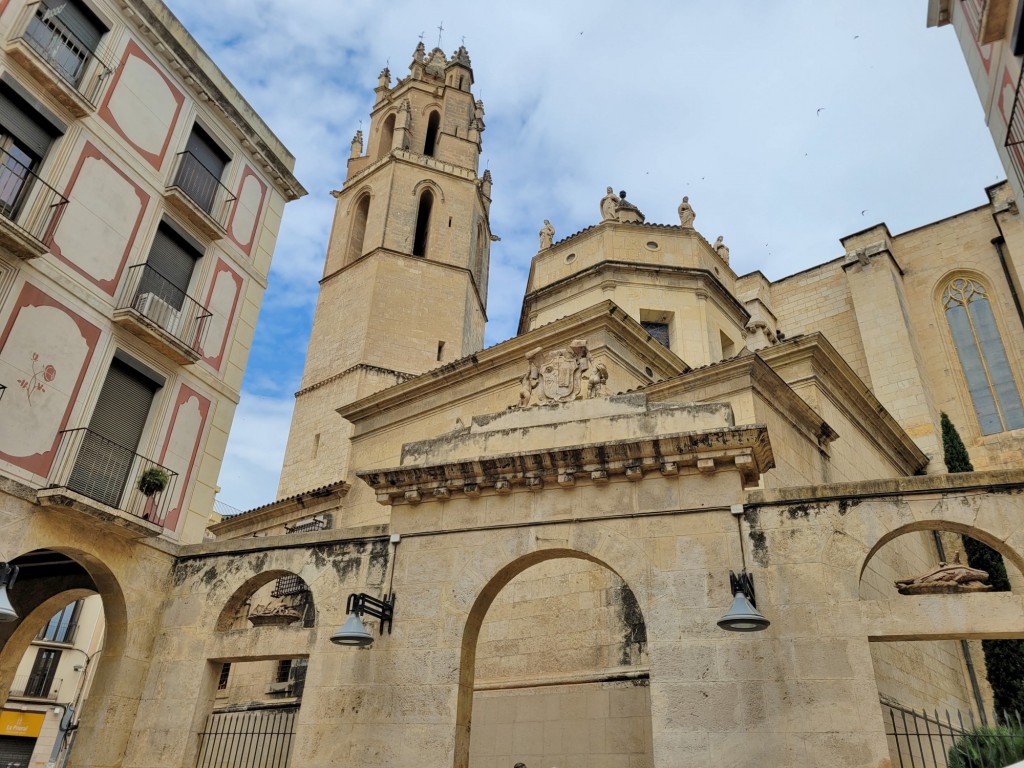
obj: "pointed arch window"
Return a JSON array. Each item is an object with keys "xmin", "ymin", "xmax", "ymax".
[
  {"xmin": 943, "ymin": 277, "xmax": 1024, "ymax": 434},
  {"xmin": 413, "ymin": 189, "xmax": 433, "ymax": 257},
  {"xmin": 346, "ymin": 193, "xmax": 370, "ymax": 264},
  {"xmin": 423, "ymin": 111, "xmax": 440, "ymax": 157},
  {"xmin": 377, "ymin": 113, "xmax": 395, "ymax": 158}
]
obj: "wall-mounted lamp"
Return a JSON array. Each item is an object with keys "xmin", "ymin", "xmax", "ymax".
[
  {"xmin": 718, "ymin": 505, "xmax": 769, "ymax": 633},
  {"xmin": 330, "ymin": 592, "xmax": 396, "ymax": 647},
  {"xmin": 0, "ymin": 562, "xmax": 19, "ymax": 622}
]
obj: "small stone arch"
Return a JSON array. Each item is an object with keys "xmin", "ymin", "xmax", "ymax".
[
  {"xmin": 411, "ymin": 178, "xmax": 445, "ymax": 203},
  {"xmin": 215, "ymin": 570, "xmax": 316, "ymax": 631}
]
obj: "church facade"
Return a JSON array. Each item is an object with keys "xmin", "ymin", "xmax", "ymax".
[{"xmin": 0, "ymin": 4, "xmax": 1022, "ymax": 768}]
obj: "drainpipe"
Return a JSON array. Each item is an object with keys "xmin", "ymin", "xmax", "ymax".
[
  {"xmin": 44, "ymin": 704, "xmax": 74, "ymax": 768},
  {"xmin": 932, "ymin": 531, "xmax": 988, "ymax": 724},
  {"xmin": 990, "ymin": 236, "xmax": 1024, "ymax": 331}
]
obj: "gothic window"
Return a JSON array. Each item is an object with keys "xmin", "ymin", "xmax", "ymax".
[
  {"xmin": 413, "ymin": 189, "xmax": 433, "ymax": 257},
  {"xmin": 423, "ymin": 111, "xmax": 440, "ymax": 156},
  {"xmin": 943, "ymin": 277, "xmax": 1024, "ymax": 435},
  {"xmin": 346, "ymin": 193, "xmax": 370, "ymax": 264}
]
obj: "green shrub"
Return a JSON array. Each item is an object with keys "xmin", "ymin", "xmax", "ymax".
[{"xmin": 948, "ymin": 724, "xmax": 1024, "ymax": 768}]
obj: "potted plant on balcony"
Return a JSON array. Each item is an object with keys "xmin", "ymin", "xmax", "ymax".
[{"xmin": 137, "ymin": 467, "xmax": 170, "ymax": 497}]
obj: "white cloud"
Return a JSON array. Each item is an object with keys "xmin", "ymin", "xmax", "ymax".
[{"xmin": 167, "ymin": 1, "xmax": 1006, "ymax": 508}]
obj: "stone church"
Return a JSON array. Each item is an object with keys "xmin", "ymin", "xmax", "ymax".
[{"xmin": 2, "ymin": 3, "xmax": 1024, "ymax": 768}]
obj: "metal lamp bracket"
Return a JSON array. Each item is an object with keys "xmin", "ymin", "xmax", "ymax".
[{"xmin": 346, "ymin": 592, "xmax": 396, "ymax": 635}]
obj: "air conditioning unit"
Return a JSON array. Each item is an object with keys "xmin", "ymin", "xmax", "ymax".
[{"xmin": 134, "ymin": 292, "xmax": 181, "ymax": 335}]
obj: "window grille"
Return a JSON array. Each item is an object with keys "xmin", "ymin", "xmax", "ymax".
[{"xmin": 641, "ymin": 321, "xmax": 670, "ymax": 348}]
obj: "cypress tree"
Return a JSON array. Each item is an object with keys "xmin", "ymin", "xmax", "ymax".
[{"xmin": 941, "ymin": 412, "xmax": 1024, "ymax": 713}]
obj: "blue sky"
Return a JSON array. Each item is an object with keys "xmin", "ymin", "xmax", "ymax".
[{"xmin": 162, "ymin": 2, "xmax": 1007, "ymax": 512}]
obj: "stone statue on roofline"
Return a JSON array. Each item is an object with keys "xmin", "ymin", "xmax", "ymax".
[
  {"xmin": 600, "ymin": 186, "xmax": 619, "ymax": 221},
  {"xmin": 539, "ymin": 219, "xmax": 555, "ymax": 250},
  {"xmin": 678, "ymin": 196, "xmax": 695, "ymax": 228},
  {"xmin": 714, "ymin": 235, "xmax": 730, "ymax": 264}
]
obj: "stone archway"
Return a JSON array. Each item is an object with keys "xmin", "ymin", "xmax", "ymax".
[{"xmin": 455, "ymin": 547, "xmax": 652, "ymax": 768}]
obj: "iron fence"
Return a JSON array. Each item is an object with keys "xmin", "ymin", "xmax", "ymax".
[
  {"xmin": 885, "ymin": 701, "xmax": 1024, "ymax": 768},
  {"xmin": 13, "ymin": 1, "xmax": 114, "ymax": 105},
  {"xmin": 169, "ymin": 151, "xmax": 236, "ymax": 227},
  {"xmin": 195, "ymin": 706, "xmax": 297, "ymax": 768},
  {"xmin": 117, "ymin": 263, "xmax": 212, "ymax": 353},
  {"xmin": 47, "ymin": 427, "xmax": 178, "ymax": 525}
]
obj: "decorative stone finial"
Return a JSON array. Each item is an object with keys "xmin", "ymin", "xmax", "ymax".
[
  {"xmin": 539, "ymin": 219, "xmax": 554, "ymax": 250},
  {"xmin": 412, "ymin": 41, "xmax": 426, "ymax": 64},
  {"xmin": 377, "ymin": 67, "xmax": 391, "ymax": 89},
  {"xmin": 350, "ymin": 129, "xmax": 363, "ymax": 159},
  {"xmin": 678, "ymin": 196, "xmax": 695, "ymax": 228},
  {"xmin": 450, "ymin": 45, "xmax": 472, "ymax": 68},
  {"xmin": 614, "ymin": 190, "xmax": 645, "ymax": 223}
]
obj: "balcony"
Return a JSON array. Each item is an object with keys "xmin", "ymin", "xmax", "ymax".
[
  {"xmin": 38, "ymin": 427, "xmax": 177, "ymax": 537},
  {"xmin": 113, "ymin": 264, "xmax": 211, "ymax": 365},
  {"xmin": 0, "ymin": 147, "xmax": 68, "ymax": 260},
  {"xmin": 4, "ymin": 2, "xmax": 114, "ymax": 117},
  {"xmin": 9, "ymin": 674, "xmax": 62, "ymax": 701},
  {"xmin": 165, "ymin": 151, "xmax": 236, "ymax": 240}
]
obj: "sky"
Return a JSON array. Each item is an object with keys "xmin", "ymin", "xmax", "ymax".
[{"xmin": 162, "ymin": 2, "xmax": 1008, "ymax": 513}]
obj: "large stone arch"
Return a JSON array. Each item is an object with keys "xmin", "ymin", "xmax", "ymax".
[{"xmin": 450, "ymin": 520, "xmax": 654, "ymax": 768}]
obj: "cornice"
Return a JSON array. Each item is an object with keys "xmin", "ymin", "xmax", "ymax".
[{"xmin": 357, "ymin": 424, "xmax": 773, "ymax": 505}]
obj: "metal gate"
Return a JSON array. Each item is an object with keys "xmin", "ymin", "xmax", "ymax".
[{"xmin": 195, "ymin": 706, "xmax": 297, "ymax": 768}]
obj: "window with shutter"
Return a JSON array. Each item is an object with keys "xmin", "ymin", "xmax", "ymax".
[
  {"xmin": 25, "ymin": 0, "xmax": 107, "ymax": 87},
  {"xmin": 138, "ymin": 221, "xmax": 203, "ymax": 311},
  {"xmin": 68, "ymin": 357, "xmax": 160, "ymax": 507},
  {"xmin": 174, "ymin": 124, "xmax": 229, "ymax": 213},
  {"xmin": 0, "ymin": 82, "xmax": 61, "ymax": 217}
]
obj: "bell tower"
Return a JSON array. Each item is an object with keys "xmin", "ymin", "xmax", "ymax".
[{"xmin": 278, "ymin": 42, "xmax": 493, "ymax": 498}]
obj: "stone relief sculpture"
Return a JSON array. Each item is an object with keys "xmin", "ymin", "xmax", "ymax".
[
  {"xmin": 517, "ymin": 340, "xmax": 593, "ymax": 406},
  {"xmin": 713, "ymin": 235, "xmax": 730, "ymax": 264},
  {"xmin": 539, "ymin": 219, "xmax": 555, "ymax": 250},
  {"xmin": 678, "ymin": 196, "xmax": 696, "ymax": 228},
  {"xmin": 894, "ymin": 552, "xmax": 991, "ymax": 595},
  {"xmin": 587, "ymin": 362, "xmax": 608, "ymax": 398},
  {"xmin": 600, "ymin": 186, "xmax": 620, "ymax": 221}
]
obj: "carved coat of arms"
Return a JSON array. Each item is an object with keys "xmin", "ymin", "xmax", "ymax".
[{"xmin": 519, "ymin": 340, "xmax": 591, "ymax": 406}]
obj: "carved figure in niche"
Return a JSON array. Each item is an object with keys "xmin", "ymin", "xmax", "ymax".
[
  {"xmin": 600, "ymin": 186, "xmax": 620, "ymax": 221},
  {"xmin": 678, "ymin": 196, "xmax": 696, "ymax": 228},
  {"xmin": 894, "ymin": 552, "xmax": 991, "ymax": 595},
  {"xmin": 517, "ymin": 341, "xmax": 593, "ymax": 406},
  {"xmin": 614, "ymin": 190, "xmax": 645, "ymax": 223},
  {"xmin": 713, "ymin": 235, "xmax": 730, "ymax": 264},
  {"xmin": 539, "ymin": 219, "xmax": 555, "ymax": 250},
  {"xmin": 587, "ymin": 362, "xmax": 609, "ymax": 398}
]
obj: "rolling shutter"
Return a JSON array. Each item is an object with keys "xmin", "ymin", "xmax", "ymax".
[
  {"xmin": 139, "ymin": 223, "xmax": 202, "ymax": 310},
  {"xmin": 0, "ymin": 84, "xmax": 57, "ymax": 159},
  {"xmin": 186, "ymin": 125, "xmax": 228, "ymax": 179},
  {"xmin": 0, "ymin": 736, "xmax": 36, "ymax": 768}
]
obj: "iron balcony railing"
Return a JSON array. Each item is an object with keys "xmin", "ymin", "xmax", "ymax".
[
  {"xmin": 0, "ymin": 145, "xmax": 68, "ymax": 248},
  {"xmin": 168, "ymin": 151, "xmax": 236, "ymax": 228},
  {"xmin": 117, "ymin": 263, "xmax": 212, "ymax": 354},
  {"xmin": 9, "ymin": 674, "xmax": 62, "ymax": 701},
  {"xmin": 13, "ymin": 1, "xmax": 114, "ymax": 105},
  {"xmin": 47, "ymin": 428, "xmax": 178, "ymax": 525},
  {"xmin": 195, "ymin": 706, "xmax": 297, "ymax": 768}
]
